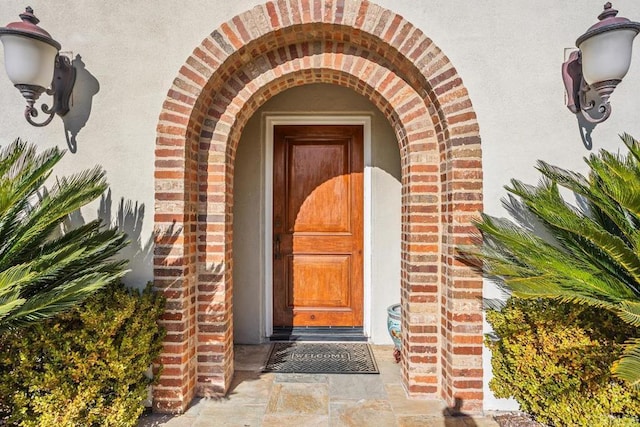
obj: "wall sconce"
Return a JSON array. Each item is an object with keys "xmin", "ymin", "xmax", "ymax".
[
  {"xmin": 562, "ymin": 2, "xmax": 640, "ymax": 123},
  {"xmin": 0, "ymin": 7, "xmax": 75, "ymax": 127}
]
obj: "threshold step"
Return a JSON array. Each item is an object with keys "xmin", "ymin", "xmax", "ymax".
[{"xmin": 270, "ymin": 326, "xmax": 367, "ymax": 342}]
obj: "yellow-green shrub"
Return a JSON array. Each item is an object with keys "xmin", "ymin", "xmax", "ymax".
[
  {"xmin": 0, "ymin": 282, "xmax": 165, "ymax": 427},
  {"xmin": 487, "ymin": 299, "xmax": 640, "ymax": 427}
]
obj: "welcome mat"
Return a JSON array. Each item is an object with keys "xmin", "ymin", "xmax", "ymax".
[{"xmin": 263, "ymin": 342, "xmax": 379, "ymax": 374}]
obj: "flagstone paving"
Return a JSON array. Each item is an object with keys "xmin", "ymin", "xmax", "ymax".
[{"xmin": 139, "ymin": 344, "xmax": 500, "ymax": 427}]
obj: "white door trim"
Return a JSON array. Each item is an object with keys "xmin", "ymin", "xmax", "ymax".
[{"xmin": 263, "ymin": 114, "xmax": 372, "ymax": 340}]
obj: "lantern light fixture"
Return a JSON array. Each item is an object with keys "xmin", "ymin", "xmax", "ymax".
[
  {"xmin": 0, "ymin": 7, "xmax": 75, "ymax": 127},
  {"xmin": 563, "ymin": 3, "xmax": 640, "ymax": 124}
]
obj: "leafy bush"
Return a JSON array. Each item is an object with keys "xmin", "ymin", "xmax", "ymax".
[
  {"xmin": 0, "ymin": 281, "xmax": 165, "ymax": 426},
  {"xmin": 487, "ymin": 298, "xmax": 640, "ymax": 426}
]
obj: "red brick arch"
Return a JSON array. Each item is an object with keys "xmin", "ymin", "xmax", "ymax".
[{"xmin": 154, "ymin": 0, "xmax": 483, "ymax": 414}]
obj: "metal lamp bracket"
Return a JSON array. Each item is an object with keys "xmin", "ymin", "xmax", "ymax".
[
  {"xmin": 17, "ymin": 54, "xmax": 76, "ymax": 127},
  {"xmin": 562, "ymin": 50, "xmax": 617, "ymax": 124}
]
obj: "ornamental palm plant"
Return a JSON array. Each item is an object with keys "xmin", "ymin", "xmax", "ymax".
[
  {"xmin": 0, "ymin": 139, "xmax": 127, "ymax": 331},
  {"xmin": 461, "ymin": 133, "xmax": 640, "ymax": 388}
]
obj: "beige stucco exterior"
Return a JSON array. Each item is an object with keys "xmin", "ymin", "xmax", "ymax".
[
  {"xmin": 1, "ymin": 0, "xmax": 640, "ymax": 412},
  {"xmin": 2, "ymin": 1, "xmax": 640, "ymax": 232}
]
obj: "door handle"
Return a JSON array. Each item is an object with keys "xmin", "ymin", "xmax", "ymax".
[{"xmin": 274, "ymin": 234, "xmax": 281, "ymax": 259}]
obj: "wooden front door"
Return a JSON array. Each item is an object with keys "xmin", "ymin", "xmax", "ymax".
[{"xmin": 273, "ymin": 125, "xmax": 363, "ymax": 328}]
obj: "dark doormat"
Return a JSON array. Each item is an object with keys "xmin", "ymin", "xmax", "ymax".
[{"xmin": 263, "ymin": 342, "xmax": 379, "ymax": 374}]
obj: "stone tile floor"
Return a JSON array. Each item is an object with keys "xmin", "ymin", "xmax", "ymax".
[{"xmin": 139, "ymin": 344, "xmax": 499, "ymax": 427}]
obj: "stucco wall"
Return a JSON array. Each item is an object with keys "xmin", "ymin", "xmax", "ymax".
[
  {"xmin": 2, "ymin": 0, "xmax": 639, "ymax": 281},
  {"xmin": 2, "ymin": 0, "xmax": 640, "ymax": 411},
  {"xmin": 232, "ymin": 83, "xmax": 401, "ymax": 344}
]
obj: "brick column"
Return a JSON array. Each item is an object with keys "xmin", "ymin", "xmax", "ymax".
[
  {"xmin": 440, "ymin": 134, "xmax": 484, "ymax": 412},
  {"xmin": 400, "ymin": 136, "xmax": 442, "ymax": 397},
  {"xmin": 153, "ymin": 120, "xmax": 200, "ymax": 412}
]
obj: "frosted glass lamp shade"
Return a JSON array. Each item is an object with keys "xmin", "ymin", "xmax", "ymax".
[
  {"xmin": 0, "ymin": 8, "xmax": 75, "ymax": 127},
  {"xmin": 0, "ymin": 34, "xmax": 57, "ymax": 89},
  {"xmin": 579, "ymin": 28, "xmax": 638, "ymax": 85}
]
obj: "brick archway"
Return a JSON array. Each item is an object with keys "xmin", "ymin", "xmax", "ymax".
[{"xmin": 154, "ymin": 0, "xmax": 483, "ymax": 414}]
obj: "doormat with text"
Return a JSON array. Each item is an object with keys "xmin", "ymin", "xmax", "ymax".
[{"xmin": 263, "ymin": 342, "xmax": 379, "ymax": 374}]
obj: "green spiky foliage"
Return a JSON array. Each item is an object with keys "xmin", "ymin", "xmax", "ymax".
[
  {"xmin": 0, "ymin": 139, "xmax": 128, "ymax": 331},
  {"xmin": 460, "ymin": 133, "xmax": 640, "ymax": 388}
]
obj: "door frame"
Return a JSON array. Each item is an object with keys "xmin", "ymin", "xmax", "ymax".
[{"xmin": 264, "ymin": 114, "xmax": 373, "ymax": 340}]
